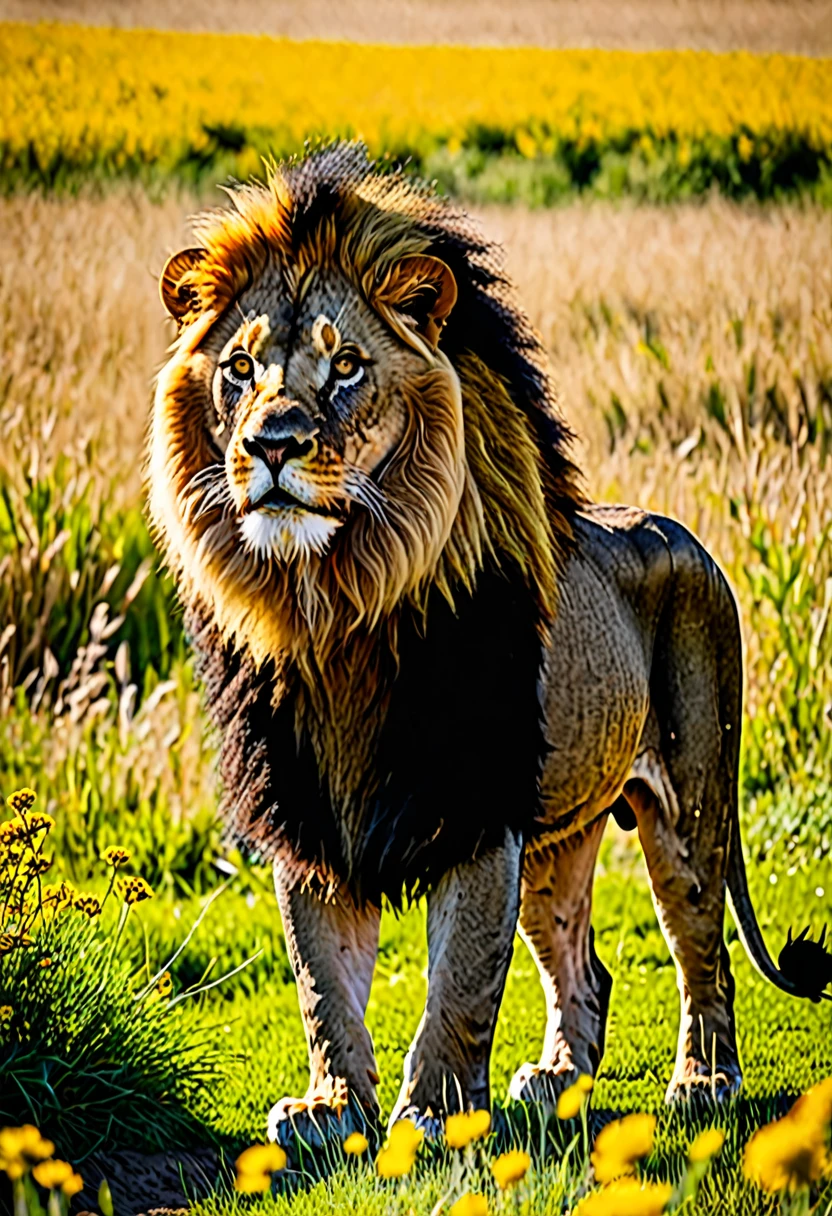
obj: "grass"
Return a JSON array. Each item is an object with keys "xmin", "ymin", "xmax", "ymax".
[{"xmin": 0, "ymin": 186, "xmax": 831, "ymax": 1211}]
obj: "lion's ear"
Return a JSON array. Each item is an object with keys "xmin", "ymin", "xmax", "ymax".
[
  {"xmin": 378, "ymin": 255, "xmax": 457, "ymax": 350},
  {"xmin": 160, "ymin": 247, "xmax": 207, "ymax": 322}
]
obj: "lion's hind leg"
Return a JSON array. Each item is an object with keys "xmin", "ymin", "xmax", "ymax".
[
  {"xmin": 625, "ymin": 525, "xmax": 744, "ymax": 1102},
  {"xmin": 508, "ymin": 817, "xmax": 611, "ymax": 1115}
]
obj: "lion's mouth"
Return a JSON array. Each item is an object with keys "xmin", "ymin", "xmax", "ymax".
[{"xmin": 247, "ymin": 484, "xmax": 341, "ymax": 518}]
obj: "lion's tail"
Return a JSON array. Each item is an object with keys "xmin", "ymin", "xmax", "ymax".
[{"xmin": 727, "ymin": 811, "xmax": 832, "ymax": 1003}]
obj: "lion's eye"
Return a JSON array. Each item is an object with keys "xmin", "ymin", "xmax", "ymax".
[
  {"xmin": 231, "ymin": 352, "xmax": 254, "ymax": 379},
  {"xmin": 332, "ymin": 352, "xmax": 360, "ymax": 380},
  {"xmin": 221, "ymin": 349, "xmax": 256, "ymax": 388}
]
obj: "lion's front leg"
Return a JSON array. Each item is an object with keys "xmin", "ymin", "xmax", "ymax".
[
  {"xmin": 268, "ymin": 862, "xmax": 381, "ymax": 1152},
  {"xmin": 389, "ymin": 828, "xmax": 522, "ymax": 1132}
]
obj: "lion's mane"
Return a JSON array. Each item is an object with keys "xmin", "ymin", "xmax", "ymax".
[{"xmin": 149, "ymin": 143, "xmax": 584, "ymax": 903}]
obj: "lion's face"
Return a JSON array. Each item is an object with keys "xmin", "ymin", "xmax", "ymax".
[
  {"xmin": 214, "ymin": 266, "xmax": 428, "ymax": 561},
  {"xmin": 155, "ymin": 242, "xmax": 468, "ymax": 586}
]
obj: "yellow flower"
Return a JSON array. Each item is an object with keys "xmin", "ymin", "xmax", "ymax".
[
  {"xmin": 388, "ymin": 1120, "xmax": 423, "ymax": 1154},
  {"xmin": 156, "ymin": 971, "xmax": 173, "ymax": 997},
  {"xmin": 557, "ymin": 1075, "xmax": 593, "ymax": 1119},
  {"xmin": 575, "ymin": 1178, "xmax": 673, "ymax": 1215},
  {"xmin": 39, "ymin": 958, "xmax": 52, "ymax": 969},
  {"xmin": 744, "ymin": 1083, "xmax": 832, "ymax": 1195},
  {"xmin": 737, "ymin": 134, "xmax": 754, "ymax": 162},
  {"xmin": 376, "ymin": 1121, "xmax": 423, "ymax": 1178},
  {"xmin": 119, "ymin": 875, "xmax": 154, "ymax": 905},
  {"xmin": 491, "ymin": 1149, "xmax": 530, "ymax": 1189},
  {"xmin": 793, "ymin": 1076, "xmax": 832, "ymax": 1129},
  {"xmin": 376, "ymin": 1146, "xmax": 414, "ymax": 1178},
  {"xmin": 25, "ymin": 812, "xmax": 54, "ymax": 836},
  {"xmin": 591, "ymin": 1114, "xmax": 656, "ymax": 1184},
  {"xmin": 43, "ymin": 881, "xmax": 74, "ymax": 909},
  {"xmin": 62, "ymin": 1172, "xmax": 84, "ymax": 1197},
  {"xmin": 515, "ymin": 128, "xmax": 538, "ymax": 159},
  {"xmin": 101, "ymin": 846, "xmax": 131, "ymax": 868},
  {"xmin": 688, "ymin": 1127, "xmax": 724, "ymax": 1163},
  {"xmin": 235, "ymin": 1144, "xmax": 287, "ymax": 1175},
  {"xmin": 0, "ymin": 933, "xmax": 32, "ymax": 954},
  {"xmin": 445, "ymin": 1109, "xmax": 491, "ymax": 1149},
  {"xmin": 0, "ymin": 1125, "xmax": 55, "ymax": 1178},
  {"xmin": 450, "ymin": 1193, "xmax": 489, "ymax": 1216},
  {"xmin": 234, "ymin": 1143, "xmax": 286, "ymax": 1192},
  {"xmin": 7, "ymin": 789, "xmax": 36, "ymax": 815},
  {"xmin": 235, "ymin": 1170, "xmax": 271, "ymax": 1193},
  {"xmin": 73, "ymin": 894, "xmax": 102, "ymax": 918},
  {"xmin": 0, "ymin": 1006, "xmax": 13, "ymax": 1022},
  {"xmin": 21, "ymin": 851, "xmax": 51, "ymax": 878},
  {"xmin": 343, "ymin": 1132, "xmax": 369, "ymax": 1155},
  {"xmin": 33, "ymin": 1159, "xmax": 73, "ymax": 1188}
]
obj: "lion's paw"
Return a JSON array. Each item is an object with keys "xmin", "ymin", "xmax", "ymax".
[
  {"xmin": 666, "ymin": 1060, "xmax": 742, "ymax": 1105},
  {"xmin": 267, "ymin": 1088, "xmax": 378, "ymax": 1169}
]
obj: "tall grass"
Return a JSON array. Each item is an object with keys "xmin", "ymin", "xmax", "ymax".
[{"xmin": 0, "ymin": 190, "xmax": 829, "ymax": 877}]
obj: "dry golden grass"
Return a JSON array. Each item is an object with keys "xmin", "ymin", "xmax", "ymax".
[
  {"xmin": 4, "ymin": 189, "xmax": 828, "ymax": 507},
  {"xmin": 2, "ymin": 189, "xmax": 830, "ymax": 816},
  {"xmin": 5, "ymin": 0, "xmax": 832, "ymax": 54}
]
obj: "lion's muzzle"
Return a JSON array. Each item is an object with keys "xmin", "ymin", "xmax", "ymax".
[{"xmin": 240, "ymin": 409, "xmax": 322, "ymax": 515}]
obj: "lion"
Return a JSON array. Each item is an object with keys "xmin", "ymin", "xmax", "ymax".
[{"xmin": 148, "ymin": 143, "xmax": 830, "ymax": 1148}]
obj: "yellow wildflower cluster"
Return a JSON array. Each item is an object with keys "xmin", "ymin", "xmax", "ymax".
[
  {"xmin": 0, "ymin": 1124, "xmax": 83, "ymax": 1196},
  {"xmin": 0, "ymin": 23, "xmax": 829, "ymax": 186},
  {"xmin": 234, "ymin": 1142, "xmax": 287, "ymax": 1193},
  {"xmin": 744, "ymin": 1075, "xmax": 832, "ymax": 1193}
]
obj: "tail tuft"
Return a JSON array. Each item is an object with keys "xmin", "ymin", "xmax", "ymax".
[{"xmin": 777, "ymin": 926, "xmax": 832, "ymax": 1002}]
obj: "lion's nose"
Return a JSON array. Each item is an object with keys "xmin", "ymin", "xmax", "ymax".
[
  {"xmin": 242, "ymin": 433, "xmax": 316, "ymax": 478},
  {"xmin": 242, "ymin": 407, "xmax": 319, "ymax": 480}
]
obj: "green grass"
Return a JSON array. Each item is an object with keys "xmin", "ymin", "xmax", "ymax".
[
  {"xmin": 143, "ymin": 838, "xmax": 831, "ymax": 1138},
  {"xmin": 133, "ymin": 835, "xmax": 832, "ymax": 1212}
]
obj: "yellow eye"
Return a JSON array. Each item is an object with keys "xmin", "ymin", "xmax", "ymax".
[
  {"xmin": 332, "ymin": 352, "xmax": 360, "ymax": 379},
  {"xmin": 231, "ymin": 352, "xmax": 254, "ymax": 380}
]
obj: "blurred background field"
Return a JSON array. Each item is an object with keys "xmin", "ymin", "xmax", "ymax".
[
  {"xmin": 1, "ymin": 20, "xmax": 831, "ymax": 201},
  {"xmin": 0, "ymin": 5, "xmax": 831, "ymax": 1214}
]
